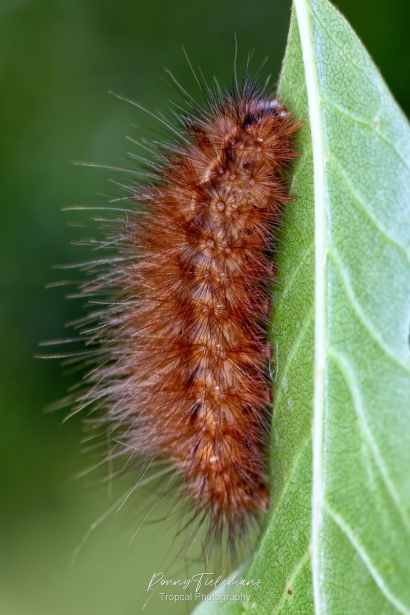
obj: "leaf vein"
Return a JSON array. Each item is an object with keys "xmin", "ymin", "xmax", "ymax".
[
  {"xmin": 274, "ymin": 305, "xmax": 314, "ymax": 394},
  {"xmin": 329, "ymin": 156, "xmax": 410, "ymax": 263},
  {"xmin": 322, "ymin": 95, "xmax": 410, "ymax": 177},
  {"xmin": 324, "ymin": 502, "xmax": 410, "ymax": 615},
  {"xmin": 271, "ymin": 549, "xmax": 311, "ymax": 615},
  {"xmin": 329, "ymin": 249, "xmax": 410, "ymax": 374},
  {"xmin": 327, "ymin": 348, "xmax": 410, "ymax": 533},
  {"xmin": 275, "ymin": 241, "xmax": 314, "ymax": 307}
]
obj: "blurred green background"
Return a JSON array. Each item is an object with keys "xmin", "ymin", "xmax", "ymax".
[{"xmin": 1, "ymin": 0, "xmax": 409, "ymax": 613}]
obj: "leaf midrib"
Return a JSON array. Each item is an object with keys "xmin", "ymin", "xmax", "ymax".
[{"xmin": 293, "ymin": 2, "xmax": 328, "ymax": 614}]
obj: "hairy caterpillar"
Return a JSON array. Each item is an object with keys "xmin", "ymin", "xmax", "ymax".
[{"xmin": 65, "ymin": 70, "xmax": 300, "ymax": 558}]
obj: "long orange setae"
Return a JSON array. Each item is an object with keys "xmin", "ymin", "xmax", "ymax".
[{"xmin": 70, "ymin": 74, "xmax": 301, "ymax": 556}]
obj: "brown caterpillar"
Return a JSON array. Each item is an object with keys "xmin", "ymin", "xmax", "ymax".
[{"xmin": 68, "ymin": 72, "xmax": 300, "ymax": 557}]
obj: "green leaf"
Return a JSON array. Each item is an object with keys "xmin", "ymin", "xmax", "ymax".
[{"xmin": 192, "ymin": 0, "xmax": 410, "ymax": 613}]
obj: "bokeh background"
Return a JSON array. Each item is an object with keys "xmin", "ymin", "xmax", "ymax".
[{"xmin": 1, "ymin": 0, "xmax": 409, "ymax": 613}]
